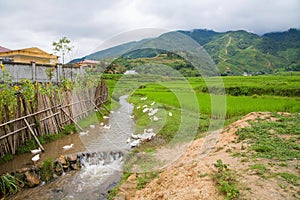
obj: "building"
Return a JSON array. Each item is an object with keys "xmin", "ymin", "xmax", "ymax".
[
  {"xmin": 124, "ymin": 70, "xmax": 138, "ymax": 75},
  {"xmin": 77, "ymin": 59, "xmax": 100, "ymax": 68},
  {"xmin": 0, "ymin": 47, "xmax": 58, "ymax": 65},
  {"xmin": 0, "ymin": 45, "xmax": 11, "ymax": 53}
]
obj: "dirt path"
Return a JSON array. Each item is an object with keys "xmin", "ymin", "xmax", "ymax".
[
  {"xmin": 116, "ymin": 112, "xmax": 300, "ymax": 200},
  {"xmin": 225, "ymin": 36, "xmax": 232, "ymax": 55}
]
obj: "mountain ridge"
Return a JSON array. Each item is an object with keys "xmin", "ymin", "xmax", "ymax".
[{"xmin": 72, "ymin": 28, "xmax": 300, "ymax": 75}]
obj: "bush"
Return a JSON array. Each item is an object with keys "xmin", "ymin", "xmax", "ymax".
[
  {"xmin": 0, "ymin": 173, "xmax": 23, "ymax": 197},
  {"xmin": 40, "ymin": 158, "xmax": 54, "ymax": 182},
  {"xmin": 212, "ymin": 159, "xmax": 240, "ymax": 200}
]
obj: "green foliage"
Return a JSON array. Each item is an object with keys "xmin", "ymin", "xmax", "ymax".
[
  {"xmin": 52, "ymin": 36, "xmax": 74, "ymax": 64},
  {"xmin": 0, "ymin": 154, "xmax": 14, "ymax": 163},
  {"xmin": 249, "ymin": 164, "xmax": 268, "ymax": 176},
  {"xmin": 62, "ymin": 124, "xmax": 77, "ymax": 135},
  {"xmin": 136, "ymin": 172, "xmax": 159, "ymax": 190},
  {"xmin": 79, "ymin": 29, "xmax": 300, "ymax": 75},
  {"xmin": 17, "ymin": 139, "xmax": 39, "ymax": 154},
  {"xmin": 277, "ymin": 172, "xmax": 299, "ymax": 186},
  {"xmin": 236, "ymin": 113, "xmax": 300, "ymax": 160},
  {"xmin": 107, "ymin": 171, "xmax": 131, "ymax": 200},
  {"xmin": 212, "ymin": 159, "xmax": 240, "ymax": 199},
  {"xmin": 0, "ymin": 173, "xmax": 23, "ymax": 197},
  {"xmin": 40, "ymin": 158, "xmax": 54, "ymax": 182}
]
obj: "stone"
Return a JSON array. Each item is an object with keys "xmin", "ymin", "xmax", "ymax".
[
  {"xmin": 16, "ymin": 167, "xmax": 30, "ymax": 173},
  {"xmin": 56, "ymin": 155, "xmax": 67, "ymax": 165},
  {"xmin": 70, "ymin": 163, "xmax": 79, "ymax": 170},
  {"xmin": 25, "ymin": 171, "xmax": 40, "ymax": 187},
  {"xmin": 127, "ymin": 174, "xmax": 136, "ymax": 182},
  {"xmin": 65, "ymin": 154, "xmax": 77, "ymax": 162}
]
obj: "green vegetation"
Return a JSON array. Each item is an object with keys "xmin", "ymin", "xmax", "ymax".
[
  {"xmin": 16, "ymin": 124, "xmax": 76, "ymax": 155},
  {"xmin": 136, "ymin": 172, "xmax": 159, "ymax": 190},
  {"xmin": 107, "ymin": 172, "xmax": 131, "ymax": 200},
  {"xmin": 212, "ymin": 159, "xmax": 240, "ymax": 200},
  {"xmin": 236, "ymin": 113, "xmax": 300, "ymax": 161},
  {"xmin": 40, "ymin": 158, "xmax": 54, "ymax": 182},
  {"xmin": 249, "ymin": 164, "xmax": 268, "ymax": 177},
  {"xmin": 83, "ymin": 28, "xmax": 300, "ymax": 75},
  {"xmin": 0, "ymin": 173, "xmax": 23, "ymax": 197},
  {"xmin": 277, "ymin": 172, "xmax": 299, "ymax": 186}
]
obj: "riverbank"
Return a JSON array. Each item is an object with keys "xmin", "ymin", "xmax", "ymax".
[
  {"xmin": 115, "ymin": 112, "xmax": 300, "ymax": 199},
  {"xmin": 1, "ymin": 95, "xmax": 135, "ymax": 200}
]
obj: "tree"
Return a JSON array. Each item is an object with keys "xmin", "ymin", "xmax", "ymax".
[{"xmin": 52, "ymin": 36, "xmax": 74, "ymax": 64}]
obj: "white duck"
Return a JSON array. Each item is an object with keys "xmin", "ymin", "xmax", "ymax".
[
  {"xmin": 62, "ymin": 144, "xmax": 74, "ymax": 150},
  {"xmin": 150, "ymin": 101, "xmax": 155, "ymax": 106},
  {"xmin": 136, "ymin": 106, "xmax": 141, "ymax": 109},
  {"xmin": 90, "ymin": 124, "xmax": 95, "ymax": 129},
  {"xmin": 79, "ymin": 130, "xmax": 89, "ymax": 136},
  {"xmin": 168, "ymin": 112, "xmax": 173, "ymax": 117},
  {"xmin": 153, "ymin": 116, "xmax": 159, "ymax": 121},
  {"xmin": 32, "ymin": 154, "xmax": 40, "ymax": 163},
  {"xmin": 103, "ymin": 116, "xmax": 109, "ymax": 119},
  {"xmin": 103, "ymin": 124, "xmax": 111, "ymax": 129},
  {"xmin": 129, "ymin": 115, "xmax": 134, "ymax": 119},
  {"xmin": 141, "ymin": 97, "xmax": 147, "ymax": 101},
  {"xmin": 30, "ymin": 147, "xmax": 41, "ymax": 155},
  {"xmin": 100, "ymin": 122, "xmax": 104, "ymax": 126}
]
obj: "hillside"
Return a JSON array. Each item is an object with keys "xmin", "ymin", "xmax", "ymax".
[{"xmin": 73, "ymin": 28, "xmax": 300, "ymax": 75}]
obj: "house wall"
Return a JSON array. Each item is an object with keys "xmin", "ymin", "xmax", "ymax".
[{"xmin": 0, "ymin": 61, "xmax": 85, "ymax": 83}]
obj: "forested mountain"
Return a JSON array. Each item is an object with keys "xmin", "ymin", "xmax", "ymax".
[{"xmin": 72, "ymin": 28, "xmax": 300, "ymax": 76}]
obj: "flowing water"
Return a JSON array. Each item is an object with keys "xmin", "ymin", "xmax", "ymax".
[{"xmin": 4, "ymin": 95, "xmax": 135, "ymax": 200}]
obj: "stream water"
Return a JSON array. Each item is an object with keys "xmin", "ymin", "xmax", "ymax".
[{"xmin": 4, "ymin": 95, "xmax": 135, "ymax": 200}]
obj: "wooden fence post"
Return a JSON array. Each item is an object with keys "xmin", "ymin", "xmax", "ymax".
[
  {"xmin": 60, "ymin": 108, "xmax": 83, "ymax": 131},
  {"xmin": 24, "ymin": 118, "xmax": 45, "ymax": 152}
]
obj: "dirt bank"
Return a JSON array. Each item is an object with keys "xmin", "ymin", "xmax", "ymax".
[{"xmin": 116, "ymin": 112, "xmax": 300, "ymax": 200}]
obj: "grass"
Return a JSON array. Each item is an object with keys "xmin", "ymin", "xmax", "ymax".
[
  {"xmin": 249, "ymin": 164, "xmax": 268, "ymax": 177},
  {"xmin": 236, "ymin": 113, "xmax": 300, "ymax": 161},
  {"xmin": 40, "ymin": 158, "xmax": 54, "ymax": 182},
  {"xmin": 277, "ymin": 172, "xmax": 299, "ymax": 186},
  {"xmin": 102, "ymin": 74, "xmax": 300, "ymax": 198},
  {"xmin": 0, "ymin": 173, "xmax": 23, "ymax": 198},
  {"xmin": 212, "ymin": 159, "xmax": 240, "ymax": 200},
  {"xmin": 107, "ymin": 171, "xmax": 131, "ymax": 200},
  {"xmin": 16, "ymin": 124, "xmax": 77, "ymax": 155},
  {"xmin": 136, "ymin": 172, "xmax": 159, "ymax": 190}
]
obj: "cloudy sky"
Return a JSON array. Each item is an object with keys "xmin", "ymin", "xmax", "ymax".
[{"xmin": 0, "ymin": 0, "xmax": 299, "ymax": 61}]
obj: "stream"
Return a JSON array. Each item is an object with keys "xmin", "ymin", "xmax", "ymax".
[{"xmin": 4, "ymin": 95, "xmax": 135, "ymax": 200}]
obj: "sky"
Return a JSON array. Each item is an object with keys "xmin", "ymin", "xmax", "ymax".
[{"xmin": 0, "ymin": 0, "xmax": 299, "ymax": 61}]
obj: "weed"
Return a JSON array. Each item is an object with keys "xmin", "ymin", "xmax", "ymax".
[
  {"xmin": 212, "ymin": 159, "xmax": 240, "ymax": 199},
  {"xmin": 62, "ymin": 124, "xmax": 77, "ymax": 135},
  {"xmin": 107, "ymin": 171, "xmax": 131, "ymax": 200},
  {"xmin": 277, "ymin": 172, "xmax": 299, "ymax": 186},
  {"xmin": 0, "ymin": 154, "xmax": 14, "ymax": 163},
  {"xmin": 136, "ymin": 172, "xmax": 159, "ymax": 190},
  {"xmin": 249, "ymin": 164, "xmax": 268, "ymax": 176},
  {"xmin": 0, "ymin": 173, "xmax": 23, "ymax": 197},
  {"xmin": 40, "ymin": 158, "xmax": 54, "ymax": 182},
  {"xmin": 236, "ymin": 114, "xmax": 300, "ymax": 161}
]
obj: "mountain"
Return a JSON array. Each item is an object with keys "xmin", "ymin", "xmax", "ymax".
[{"xmin": 71, "ymin": 28, "xmax": 300, "ymax": 75}]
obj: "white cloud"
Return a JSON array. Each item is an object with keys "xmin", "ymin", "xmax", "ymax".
[{"xmin": 0, "ymin": 0, "xmax": 299, "ymax": 60}]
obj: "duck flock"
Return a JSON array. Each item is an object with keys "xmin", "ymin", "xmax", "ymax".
[
  {"xmin": 126, "ymin": 96, "xmax": 173, "ymax": 148},
  {"xmin": 30, "ymin": 96, "xmax": 173, "ymax": 164}
]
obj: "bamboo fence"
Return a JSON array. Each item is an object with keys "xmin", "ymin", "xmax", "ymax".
[{"xmin": 0, "ymin": 80, "xmax": 108, "ymax": 157}]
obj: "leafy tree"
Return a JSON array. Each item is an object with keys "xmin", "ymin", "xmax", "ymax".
[{"xmin": 52, "ymin": 36, "xmax": 74, "ymax": 64}]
